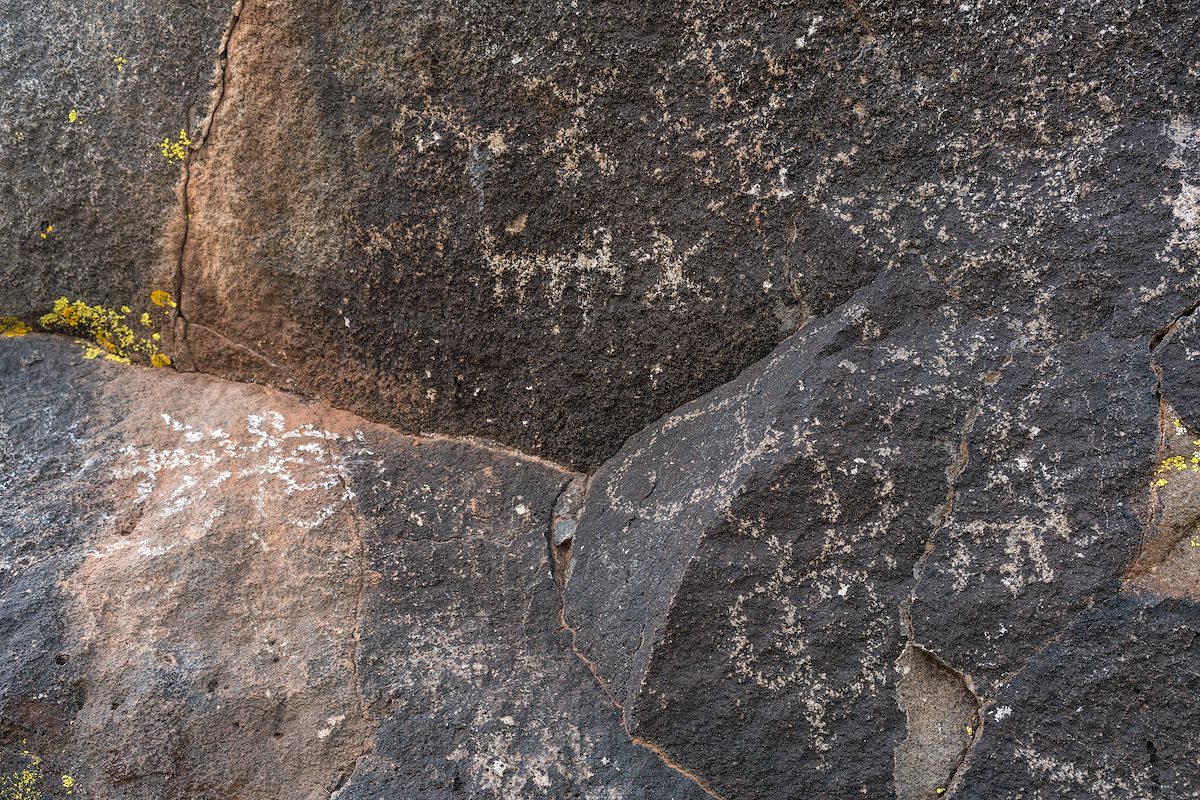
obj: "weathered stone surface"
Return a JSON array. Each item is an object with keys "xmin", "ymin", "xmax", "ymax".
[
  {"xmin": 3, "ymin": 1, "xmax": 1200, "ymax": 798},
  {"xmin": 952, "ymin": 595, "xmax": 1200, "ymax": 799},
  {"xmin": 561, "ymin": 269, "xmax": 1161, "ymax": 796},
  {"xmin": 0, "ymin": 0, "xmax": 236, "ymax": 317},
  {"xmin": 168, "ymin": 0, "xmax": 1200, "ymax": 470},
  {"xmin": 5, "ymin": 0, "xmax": 1198, "ymax": 473},
  {"xmin": 909, "ymin": 336, "xmax": 1152, "ymax": 695},
  {"xmin": 342, "ymin": 435, "xmax": 706, "ymax": 798},
  {"xmin": 1156, "ymin": 308, "xmax": 1200, "ymax": 430},
  {"xmin": 0, "ymin": 335, "xmax": 704, "ymax": 799},
  {"xmin": 894, "ymin": 648, "xmax": 977, "ymax": 800}
]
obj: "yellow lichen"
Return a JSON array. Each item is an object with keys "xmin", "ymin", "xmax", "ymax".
[
  {"xmin": 67, "ymin": 109, "xmax": 79, "ymax": 124},
  {"xmin": 0, "ymin": 749, "xmax": 80, "ymax": 799},
  {"xmin": 158, "ymin": 130, "xmax": 191, "ymax": 162},
  {"xmin": 1151, "ymin": 452, "xmax": 1193, "ymax": 487},
  {"xmin": 0, "ymin": 318, "xmax": 30, "ymax": 337},
  {"xmin": 113, "ymin": 56, "xmax": 127, "ymax": 72},
  {"xmin": 1159, "ymin": 455, "xmax": 1187, "ymax": 473},
  {"xmin": 40, "ymin": 292, "xmax": 174, "ymax": 368},
  {"xmin": 0, "ymin": 748, "xmax": 44, "ymax": 800}
]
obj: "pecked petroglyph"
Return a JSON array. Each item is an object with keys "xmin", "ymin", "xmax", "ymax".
[{"xmin": 111, "ymin": 410, "xmax": 357, "ymax": 534}]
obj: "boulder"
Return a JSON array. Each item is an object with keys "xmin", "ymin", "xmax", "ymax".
[
  {"xmin": 0, "ymin": 335, "xmax": 705, "ymax": 799},
  {"xmin": 0, "ymin": 0, "xmax": 235, "ymax": 317},
  {"xmin": 1, "ymin": 0, "xmax": 1199, "ymax": 797}
]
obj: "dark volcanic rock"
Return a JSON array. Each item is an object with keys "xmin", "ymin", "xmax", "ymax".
[
  {"xmin": 0, "ymin": 335, "xmax": 703, "ymax": 799},
  {"xmin": 0, "ymin": 0, "xmax": 236, "ymax": 318},
  {"xmin": 909, "ymin": 336, "xmax": 1152, "ymax": 695},
  {"xmin": 953, "ymin": 595, "xmax": 1200, "ymax": 800},
  {"xmin": 339, "ymin": 434, "xmax": 707, "ymax": 798},
  {"xmin": 562, "ymin": 262, "xmax": 1160, "ymax": 796},
  {"xmin": 2, "ymin": 1, "xmax": 1200, "ymax": 798},
  {"xmin": 0, "ymin": 339, "xmax": 116, "ymax": 758},
  {"xmin": 1155, "ymin": 307, "xmax": 1200, "ymax": 431},
  {"xmin": 5, "ymin": 0, "xmax": 1197, "ymax": 475},
  {"xmin": 171, "ymin": 0, "xmax": 1200, "ymax": 469}
]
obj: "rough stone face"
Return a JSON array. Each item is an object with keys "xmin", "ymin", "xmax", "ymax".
[
  {"xmin": 560, "ymin": 268, "xmax": 1160, "ymax": 796},
  {"xmin": 0, "ymin": 335, "xmax": 705, "ymax": 799},
  {"xmin": 0, "ymin": 0, "xmax": 236, "ymax": 318},
  {"xmin": 5, "ymin": 1, "xmax": 1198, "ymax": 473},
  {"xmin": 953, "ymin": 595, "xmax": 1200, "ymax": 800},
  {"xmin": 170, "ymin": 0, "xmax": 1200, "ymax": 470},
  {"xmin": 894, "ymin": 647, "xmax": 977, "ymax": 800},
  {"xmin": 2, "ymin": 1, "xmax": 1200, "ymax": 798},
  {"xmin": 342, "ymin": 435, "xmax": 706, "ymax": 798}
]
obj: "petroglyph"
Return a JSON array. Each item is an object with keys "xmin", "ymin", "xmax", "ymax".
[
  {"xmin": 111, "ymin": 410, "xmax": 356, "ymax": 532},
  {"xmin": 481, "ymin": 227, "xmax": 621, "ymax": 320}
]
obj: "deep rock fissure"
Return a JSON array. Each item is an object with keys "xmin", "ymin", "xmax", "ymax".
[
  {"xmin": 18, "ymin": 330, "xmax": 583, "ymax": 481},
  {"xmin": 1138, "ymin": 310, "xmax": 1192, "ymax": 578},
  {"xmin": 1149, "ymin": 298, "xmax": 1200, "ymax": 351},
  {"xmin": 545, "ymin": 476, "xmax": 724, "ymax": 797},
  {"xmin": 895, "ymin": 375, "xmax": 992, "ymax": 798}
]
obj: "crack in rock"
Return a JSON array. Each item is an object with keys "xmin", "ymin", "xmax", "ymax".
[{"xmin": 556, "ymin": 591, "xmax": 726, "ymax": 800}]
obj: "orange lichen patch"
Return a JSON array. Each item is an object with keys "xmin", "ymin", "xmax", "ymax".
[
  {"xmin": 39, "ymin": 292, "xmax": 174, "ymax": 367},
  {"xmin": 0, "ymin": 318, "xmax": 30, "ymax": 337}
]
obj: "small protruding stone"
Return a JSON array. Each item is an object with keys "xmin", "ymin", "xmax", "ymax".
[{"xmin": 552, "ymin": 518, "xmax": 577, "ymax": 547}]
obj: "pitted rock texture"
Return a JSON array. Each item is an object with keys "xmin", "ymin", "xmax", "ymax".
[
  {"xmin": 954, "ymin": 595, "xmax": 1200, "ymax": 800},
  {"xmin": 0, "ymin": 336, "xmax": 705, "ymax": 799},
  {"xmin": 2, "ymin": 1, "xmax": 1200, "ymax": 799},
  {"xmin": 0, "ymin": 0, "xmax": 235, "ymax": 318},
  {"xmin": 4, "ymin": 1, "xmax": 1198, "ymax": 471},
  {"xmin": 561, "ymin": 261, "xmax": 1162, "ymax": 797},
  {"xmin": 170, "ymin": 0, "xmax": 1197, "ymax": 468}
]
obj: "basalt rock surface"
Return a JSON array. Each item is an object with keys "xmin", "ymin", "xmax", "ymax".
[
  {"xmin": 2, "ymin": 1, "xmax": 1200, "ymax": 799},
  {"xmin": 0, "ymin": 0, "xmax": 234, "ymax": 317},
  {"xmin": 0, "ymin": 335, "xmax": 707, "ymax": 799}
]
